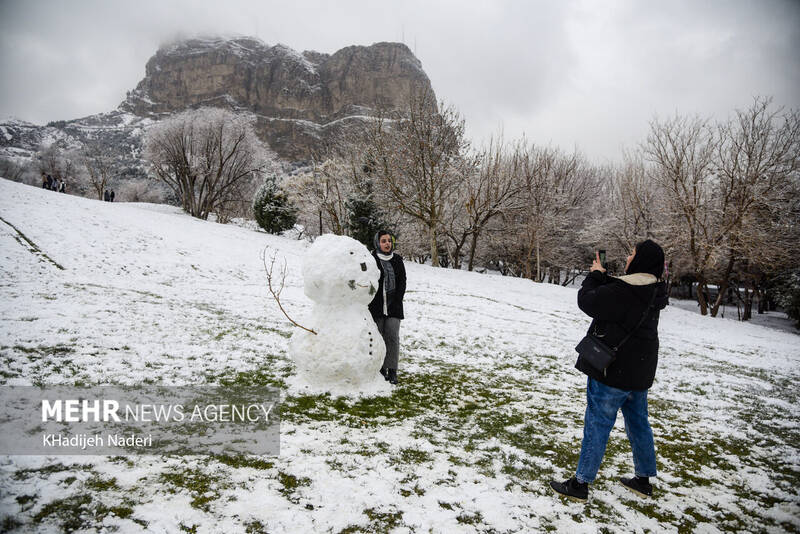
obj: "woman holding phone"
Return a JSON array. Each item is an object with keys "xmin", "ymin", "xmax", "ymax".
[{"xmin": 550, "ymin": 240, "xmax": 669, "ymax": 502}]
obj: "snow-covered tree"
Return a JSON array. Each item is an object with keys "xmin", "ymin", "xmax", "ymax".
[
  {"xmin": 644, "ymin": 114, "xmax": 721, "ymax": 314},
  {"xmin": 144, "ymin": 107, "xmax": 269, "ymax": 220},
  {"xmin": 345, "ymin": 180, "xmax": 391, "ymax": 250},
  {"xmin": 285, "ymin": 157, "xmax": 355, "ymax": 236},
  {"xmin": 253, "ymin": 177, "xmax": 297, "ymax": 234},
  {"xmin": 81, "ymin": 141, "xmax": 116, "ymax": 200},
  {"xmin": 366, "ymin": 88, "xmax": 470, "ymax": 267},
  {"xmin": 487, "ymin": 143, "xmax": 598, "ymax": 282},
  {"xmin": 35, "ymin": 144, "xmax": 78, "ymax": 187}
]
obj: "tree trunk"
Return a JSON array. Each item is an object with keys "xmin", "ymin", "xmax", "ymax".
[
  {"xmin": 429, "ymin": 225, "xmax": 439, "ymax": 267},
  {"xmin": 696, "ymin": 277, "xmax": 709, "ymax": 316},
  {"xmin": 742, "ymin": 282, "xmax": 754, "ymax": 321},
  {"xmin": 467, "ymin": 231, "xmax": 479, "ymax": 272},
  {"xmin": 451, "ymin": 243, "xmax": 462, "ymax": 270},
  {"xmin": 710, "ymin": 255, "xmax": 736, "ymax": 318}
]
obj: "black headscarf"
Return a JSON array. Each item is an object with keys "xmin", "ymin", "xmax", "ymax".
[{"xmin": 626, "ymin": 239, "xmax": 665, "ymax": 278}]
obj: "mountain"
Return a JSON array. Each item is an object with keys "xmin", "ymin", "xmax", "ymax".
[{"xmin": 0, "ymin": 36, "xmax": 434, "ymax": 176}]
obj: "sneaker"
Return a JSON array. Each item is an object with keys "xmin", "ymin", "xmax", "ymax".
[
  {"xmin": 549, "ymin": 477, "xmax": 588, "ymax": 502},
  {"xmin": 387, "ymin": 368, "xmax": 398, "ymax": 385},
  {"xmin": 379, "ymin": 368, "xmax": 389, "ymax": 381},
  {"xmin": 620, "ymin": 476, "xmax": 653, "ymax": 497}
]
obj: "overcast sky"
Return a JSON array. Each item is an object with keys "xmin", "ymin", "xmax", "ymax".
[{"xmin": 1, "ymin": 0, "xmax": 798, "ymax": 162}]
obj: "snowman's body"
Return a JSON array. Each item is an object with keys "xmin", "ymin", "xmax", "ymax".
[{"xmin": 289, "ymin": 234, "xmax": 388, "ymax": 396}]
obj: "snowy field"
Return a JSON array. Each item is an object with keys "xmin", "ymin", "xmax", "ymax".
[{"xmin": 1, "ymin": 177, "xmax": 799, "ymax": 533}]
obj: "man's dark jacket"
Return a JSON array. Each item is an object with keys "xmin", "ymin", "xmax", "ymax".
[
  {"xmin": 576, "ymin": 270, "xmax": 670, "ymax": 390},
  {"xmin": 368, "ymin": 251, "xmax": 406, "ymax": 320}
]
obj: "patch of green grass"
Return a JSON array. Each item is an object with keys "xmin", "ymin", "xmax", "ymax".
[
  {"xmin": 213, "ymin": 454, "xmax": 274, "ymax": 471},
  {"xmin": 208, "ymin": 354, "xmax": 288, "ymax": 389},
  {"xmin": 281, "ymin": 363, "xmax": 472, "ymax": 425},
  {"xmin": 214, "ymin": 329, "xmax": 232, "ymax": 340},
  {"xmin": 248, "ymin": 324, "xmax": 293, "ymax": 338},
  {"xmin": 31, "ymin": 494, "xmax": 100, "ymax": 532},
  {"xmin": 1, "ymin": 516, "xmax": 23, "ymax": 532},
  {"xmin": 456, "ymin": 510, "xmax": 483, "ymax": 525},
  {"xmin": 245, "ymin": 519, "xmax": 270, "ymax": 534},
  {"xmin": 398, "ymin": 448, "xmax": 432, "ymax": 465},
  {"xmin": 159, "ymin": 468, "xmax": 228, "ymax": 512},
  {"xmin": 276, "ymin": 471, "xmax": 312, "ymax": 503},
  {"xmin": 84, "ymin": 475, "xmax": 119, "ymax": 492},
  {"xmin": 12, "ymin": 344, "xmax": 75, "ymax": 357},
  {"xmin": 364, "ymin": 507, "xmax": 404, "ymax": 530},
  {"xmin": 13, "ymin": 462, "xmax": 94, "ymax": 480}
]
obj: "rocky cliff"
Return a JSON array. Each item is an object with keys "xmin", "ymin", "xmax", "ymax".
[
  {"xmin": 121, "ymin": 37, "xmax": 433, "ymax": 159},
  {"xmin": 0, "ymin": 36, "xmax": 435, "ymax": 169}
]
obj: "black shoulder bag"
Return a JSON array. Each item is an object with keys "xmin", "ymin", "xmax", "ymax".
[{"xmin": 575, "ymin": 287, "xmax": 657, "ymax": 372}]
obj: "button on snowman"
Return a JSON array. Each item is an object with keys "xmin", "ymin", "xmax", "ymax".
[{"xmin": 289, "ymin": 234, "xmax": 389, "ymax": 395}]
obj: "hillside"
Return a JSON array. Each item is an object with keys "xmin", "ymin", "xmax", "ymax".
[{"xmin": 0, "ymin": 178, "xmax": 798, "ymax": 533}]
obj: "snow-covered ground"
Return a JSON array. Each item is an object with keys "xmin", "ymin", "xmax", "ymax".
[{"xmin": 1, "ymin": 178, "xmax": 798, "ymax": 533}]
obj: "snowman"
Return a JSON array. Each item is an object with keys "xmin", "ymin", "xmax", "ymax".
[{"xmin": 288, "ymin": 234, "xmax": 389, "ymax": 396}]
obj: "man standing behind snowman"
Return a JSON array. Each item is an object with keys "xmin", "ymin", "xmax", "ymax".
[{"xmin": 368, "ymin": 230, "xmax": 406, "ymax": 385}]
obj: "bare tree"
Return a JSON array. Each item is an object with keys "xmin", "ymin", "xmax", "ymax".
[
  {"xmin": 646, "ymin": 100, "xmax": 800, "ymax": 318},
  {"xmin": 81, "ymin": 142, "xmax": 115, "ymax": 200},
  {"xmin": 644, "ymin": 114, "xmax": 721, "ymax": 315},
  {"xmin": 588, "ymin": 151, "xmax": 672, "ymax": 280},
  {"xmin": 285, "ymin": 148, "xmax": 363, "ymax": 236},
  {"xmin": 501, "ymin": 143, "xmax": 598, "ymax": 282},
  {"xmin": 116, "ymin": 180, "xmax": 167, "ymax": 203},
  {"xmin": 715, "ymin": 97, "xmax": 800, "ymax": 319},
  {"xmin": 367, "ymin": 89, "xmax": 470, "ymax": 267},
  {"xmin": 144, "ymin": 107, "xmax": 268, "ymax": 220},
  {"xmin": 0, "ymin": 158, "xmax": 26, "ymax": 183},
  {"xmin": 35, "ymin": 144, "xmax": 78, "ymax": 186},
  {"xmin": 442, "ymin": 134, "xmax": 520, "ymax": 271}
]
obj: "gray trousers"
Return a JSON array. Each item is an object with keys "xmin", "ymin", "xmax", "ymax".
[{"xmin": 375, "ymin": 317, "xmax": 401, "ymax": 370}]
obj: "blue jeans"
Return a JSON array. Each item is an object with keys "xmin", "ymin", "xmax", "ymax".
[{"xmin": 575, "ymin": 377, "xmax": 657, "ymax": 484}]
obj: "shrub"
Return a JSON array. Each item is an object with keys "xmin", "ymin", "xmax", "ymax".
[{"xmin": 253, "ymin": 178, "xmax": 297, "ymax": 234}]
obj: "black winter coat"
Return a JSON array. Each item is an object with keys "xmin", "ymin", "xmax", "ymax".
[
  {"xmin": 368, "ymin": 252, "xmax": 406, "ymax": 320},
  {"xmin": 575, "ymin": 270, "xmax": 670, "ymax": 391}
]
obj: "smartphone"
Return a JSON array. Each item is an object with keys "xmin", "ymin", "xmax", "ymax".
[{"xmin": 598, "ymin": 249, "xmax": 606, "ymax": 268}]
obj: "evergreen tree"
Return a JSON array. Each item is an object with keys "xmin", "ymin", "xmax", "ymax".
[
  {"xmin": 253, "ymin": 177, "xmax": 298, "ymax": 234},
  {"xmin": 345, "ymin": 180, "xmax": 390, "ymax": 249}
]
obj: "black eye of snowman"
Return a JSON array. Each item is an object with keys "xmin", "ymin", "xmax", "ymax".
[
  {"xmin": 348, "ymin": 280, "xmax": 356, "ymax": 290},
  {"xmin": 360, "ymin": 262, "xmax": 367, "ymax": 271}
]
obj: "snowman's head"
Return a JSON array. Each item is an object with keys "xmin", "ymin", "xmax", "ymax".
[{"xmin": 302, "ymin": 234, "xmax": 379, "ymax": 306}]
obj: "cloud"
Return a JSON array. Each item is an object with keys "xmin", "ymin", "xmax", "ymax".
[{"xmin": 0, "ymin": 0, "xmax": 798, "ymax": 161}]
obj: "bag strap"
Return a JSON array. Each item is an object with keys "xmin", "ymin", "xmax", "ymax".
[{"xmin": 611, "ymin": 286, "xmax": 658, "ymax": 351}]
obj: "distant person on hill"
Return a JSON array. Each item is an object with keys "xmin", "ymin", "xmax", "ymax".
[
  {"xmin": 368, "ymin": 230, "xmax": 406, "ymax": 385},
  {"xmin": 59, "ymin": 179, "xmax": 66, "ymax": 193},
  {"xmin": 110, "ymin": 190, "xmax": 115, "ymax": 202},
  {"xmin": 104, "ymin": 190, "xmax": 110, "ymax": 202},
  {"xmin": 41, "ymin": 173, "xmax": 47, "ymax": 189},
  {"xmin": 46, "ymin": 174, "xmax": 53, "ymax": 190},
  {"xmin": 550, "ymin": 239, "xmax": 669, "ymax": 502}
]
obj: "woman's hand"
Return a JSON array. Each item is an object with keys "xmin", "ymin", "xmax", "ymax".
[{"xmin": 591, "ymin": 251, "xmax": 606, "ymax": 273}]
